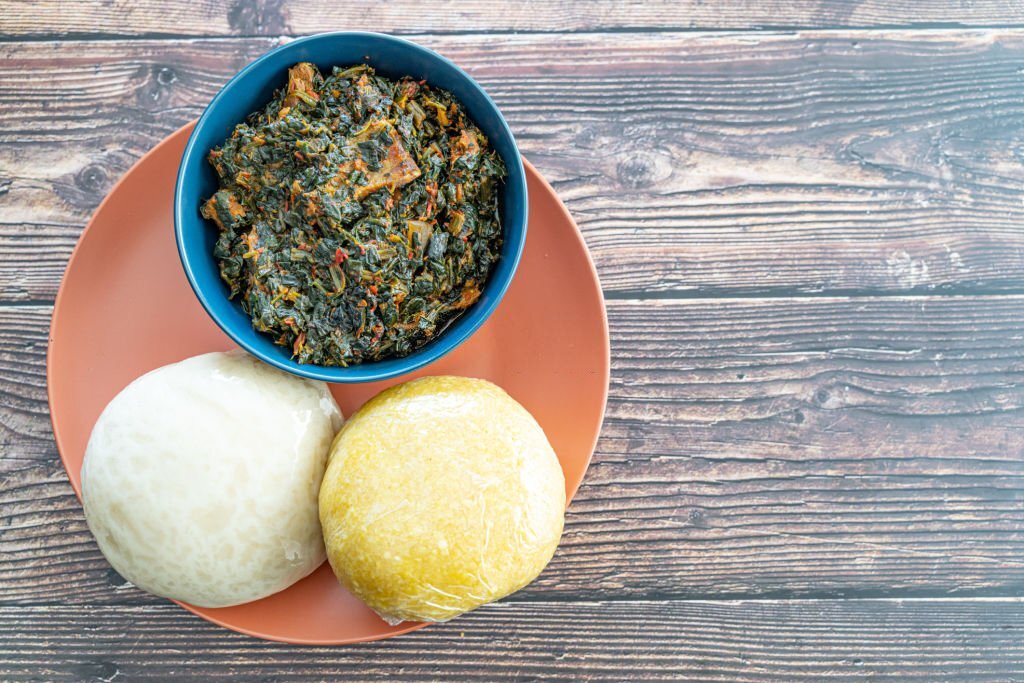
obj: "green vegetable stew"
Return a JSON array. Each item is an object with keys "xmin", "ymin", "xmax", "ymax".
[{"xmin": 201, "ymin": 63, "xmax": 506, "ymax": 366}]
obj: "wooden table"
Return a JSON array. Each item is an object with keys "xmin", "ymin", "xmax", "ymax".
[{"xmin": 2, "ymin": 2, "xmax": 1024, "ymax": 680}]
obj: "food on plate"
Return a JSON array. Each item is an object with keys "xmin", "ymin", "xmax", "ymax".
[
  {"xmin": 201, "ymin": 63, "xmax": 506, "ymax": 367},
  {"xmin": 318, "ymin": 376, "xmax": 565, "ymax": 624},
  {"xmin": 81, "ymin": 351, "xmax": 343, "ymax": 608}
]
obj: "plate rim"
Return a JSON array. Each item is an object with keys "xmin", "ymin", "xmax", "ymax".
[{"xmin": 45, "ymin": 121, "xmax": 609, "ymax": 644}]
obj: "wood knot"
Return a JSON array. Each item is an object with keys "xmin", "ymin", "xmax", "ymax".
[
  {"xmin": 138, "ymin": 65, "xmax": 179, "ymax": 106},
  {"xmin": 57, "ymin": 161, "xmax": 114, "ymax": 210},
  {"xmin": 76, "ymin": 165, "xmax": 108, "ymax": 194},
  {"xmin": 156, "ymin": 66, "xmax": 178, "ymax": 86},
  {"xmin": 616, "ymin": 153, "xmax": 657, "ymax": 189},
  {"xmin": 574, "ymin": 126, "xmax": 598, "ymax": 149},
  {"xmin": 814, "ymin": 387, "xmax": 845, "ymax": 410},
  {"xmin": 228, "ymin": 0, "xmax": 288, "ymax": 34}
]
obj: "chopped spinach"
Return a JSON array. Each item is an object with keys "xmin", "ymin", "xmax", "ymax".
[{"xmin": 201, "ymin": 63, "xmax": 506, "ymax": 366}]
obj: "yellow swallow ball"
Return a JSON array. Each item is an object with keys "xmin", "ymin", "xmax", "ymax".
[{"xmin": 319, "ymin": 376, "xmax": 565, "ymax": 624}]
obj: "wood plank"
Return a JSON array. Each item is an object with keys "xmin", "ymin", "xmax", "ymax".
[
  {"xmin": 4, "ymin": 295, "xmax": 1023, "ymax": 605},
  {"xmin": 3, "ymin": 32, "xmax": 1024, "ymax": 301},
  {"xmin": 2, "ymin": 0, "xmax": 1024, "ymax": 38},
  {"xmin": 1, "ymin": 599, "xmax": 1023, "ymax": 680}
]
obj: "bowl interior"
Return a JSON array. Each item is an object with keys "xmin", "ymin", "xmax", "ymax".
[{"xmin": 175, "ymin": 32, "xmax": 527, "ymax": 382}]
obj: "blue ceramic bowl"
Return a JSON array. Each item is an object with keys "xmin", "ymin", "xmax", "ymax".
[{"xmin": 175, "ymin": 32, "xmax": 527, "ymax": 383}]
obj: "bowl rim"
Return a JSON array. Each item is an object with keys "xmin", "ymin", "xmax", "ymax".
[{"xmin": 174, "ymin": 31, "xmax": 528, "ymax": 383}]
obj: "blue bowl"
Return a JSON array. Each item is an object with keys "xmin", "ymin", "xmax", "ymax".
[{"xmin": 175, "ymin": 32, "xmax": 527, "ymax": 383}]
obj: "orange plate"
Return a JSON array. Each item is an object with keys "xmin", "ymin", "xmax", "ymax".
[{"xmin": 47, "ymin": 123, "xmax": 610, "ymax": 644}]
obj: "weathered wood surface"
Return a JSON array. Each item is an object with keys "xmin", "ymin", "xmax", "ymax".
[
  {"xmin": 2, "ymin": 4, "xmax": 1023, "ymax": 678},
  {"xmin": 2, "ymin": 0, "xmax": 1024, "ymax": 38},
  {"xmin": 4, "ymin": 296, "xmax": 1023, "ymax": 607},
  {"xmin": 4, "ymin": 31, "xmax": 1024, "ymax": 302},
  {"xmin": 2, "ymin": 599, "xmax": 1024, "ymax": 681}
]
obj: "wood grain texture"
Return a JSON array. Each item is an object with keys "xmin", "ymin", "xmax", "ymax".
[
  {"xmin": 4, "ymin": 296, "xmax": 1023, "ymax": 606},
  {"xmin": 1, "ymin": 6, "xmax": 1023, "ymax": 675},
  {"xmin": 3, "ymin": 31, "xmax": 1024, "ymax": 301},
  {"xmin": 2, "ymin": 0, "xmax": 1024, "ymax": 38},
  {"xmin": 1, "ymin": 599, "xmax": 1023, "ymax": 681}
]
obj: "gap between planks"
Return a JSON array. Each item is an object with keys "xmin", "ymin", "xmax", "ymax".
[
  {"xmin": 3, "ymin": 595, "xmax": 1024, "ymax": 609},
  {"xmin": 9, "ymin": 25, "xmax": 1024, "ymax": 45}
]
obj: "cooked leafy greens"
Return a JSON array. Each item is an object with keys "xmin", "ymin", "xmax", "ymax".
[{"xmin": 201, "ymin": 63, "xmax": 505, "ymax": 366}]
